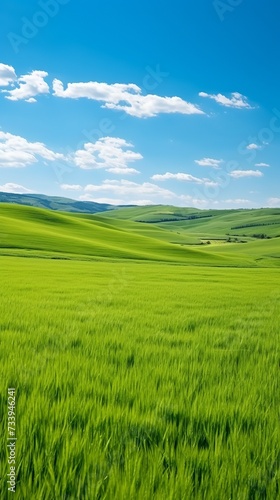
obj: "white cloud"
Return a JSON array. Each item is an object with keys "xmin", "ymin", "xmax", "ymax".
[
  {"xmin": 224, "ymin": 199, "xmax": 251, "ymax": 204},
  {"xmin": 131, "ymin": 199, "xmax": 154, "ymax": 206},
  {"xmin": 0, "ymin": 63, "xmax": 204, "ymax": 117},
  {"xmin": 255, "ymin": 162, "xmax": 270, "ymax": 167},
  {"xmin": 0, "ymin": 182, "xmax": 33, "ymax": 194},
  {"xmin": 80, "ymin": 195, "xmax": 160, "ymax": 206},
  {"xmin": 106, "ymin": 167, "xmax": 140, "ymax": 175},
  {"xmin": 199, "ymin": 91, "xmax": 253, "ymax": 109},
  {"xmin": 73, "ymin": 137, "xmax": 142, "ymax": 174},
  {"xmin": 247, "ymin": 143, "xmax": 261, "ymax": 150},
  {"xmin": 267, "ymin": 197, "xmax": 280, "ymax": 207},
  {"xmin": 79, "ymin": 195, "xmax": 125, "ymax": 205},
  {"xmin": 0, "ymin": 131, "xmax": 65, "ymax": 167},
  {"xmin": 53, "ymin": 78, "xmax": 204, "ymax": 118},
  {"xmin": 176, "ymin": 194, "xmax": 208, "ymax": 207},
  {"xmin": 76, "ymin": 182, "xmax": 259, "ymax": 209},
  {"xmin": 106, "ymin": 95, "xmax": 204, "ymax": 119},
  {"xmin": 0, "ymin": 63, "xmax": 17, "ymax": 87},
  {"xmin": 4, "ymin": 70, "xmax": 49, "ymax": 102},
  {"xmin": 195, "ymin": 157, "xmax": 223, "ymax": 169},
  {"xmin": 60, "ymin": 184, "xmax": 83, "ymax": 191},
  {"xmin": 151, "ymin": 171, "xmax": 218, "ymax": 186},
  {"xmin": 229, "ymin": 169, "xmax": 263, "ymax": 178},
  {"xmin": 83, "ymin": 180, "xmax": 174, "ymax": 200}
]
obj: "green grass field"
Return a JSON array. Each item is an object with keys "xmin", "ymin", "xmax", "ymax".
[
  {"xmin": 0, "ymin": 204, "xmax": 280, "ymax": 267},
  {"xmin": 0, "ymin": 203, "xmax": 279, "ymax": 499}
]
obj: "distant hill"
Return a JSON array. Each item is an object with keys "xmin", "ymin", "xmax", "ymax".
[
  {"xmin": 0, "ymin": 192, "xmax": 126, "ymax": 214},
  {"xmin": 0, "ymin": 203, "xmax": 224, "ymax": 266},
  {"xmin": 99, "ymin": 205, "xmax": 280, "ymax": 238},
  {"xmin": 0, "ymin": 202, "xmax": 279, "ymax": 267}
]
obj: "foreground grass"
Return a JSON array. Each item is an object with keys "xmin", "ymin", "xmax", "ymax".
[{"xmin": 0, "ymin": 257, "xmax": 279, "ymax": 499}]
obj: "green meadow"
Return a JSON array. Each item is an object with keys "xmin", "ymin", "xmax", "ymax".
[{"xmin": 0, "ymin": 203, "xmax": 279, "ymax": 499}]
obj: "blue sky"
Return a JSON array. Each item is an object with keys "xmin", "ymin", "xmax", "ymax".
[{"xmin": 0, "ymin": 0, "xmax": 280, "ymax": 208}]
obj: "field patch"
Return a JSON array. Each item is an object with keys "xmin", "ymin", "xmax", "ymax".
[{"xmin": 0, "ymin": 257, "xmax": 279, "ymax": 498}]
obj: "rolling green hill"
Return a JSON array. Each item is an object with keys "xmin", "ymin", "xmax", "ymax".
[
  {"xmin": 0, "ymin": 203, "xmax": 225, "ymax": 265},
  {"xmin": 98, "ymin": 205, "xmax": 204, "ymax": 222},
  {"xmin": 100, "ymin": 205, "xmax": 280, "ymax": 240},
  {"xmin": 0, "ymin": 191, "xmax": 120, "ymax": 214},
  {"xmin": 0, "ymin": 203, "xmax": 279, "ymax": 267}
]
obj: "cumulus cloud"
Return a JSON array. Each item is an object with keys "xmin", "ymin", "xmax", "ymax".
[
  {"xmin": 0, "ymin": 62, "xmax": 204, "ymax": 117},
  {"xmin": 267, "ymin": 197, "xmax": 280, "ymax": 207},
  {"xmin": 229, "ymin": 169, "xmax": 263, "ymax": 178},
  {"xmin": 0, "ymin": 182, "xmax": 34, "ymax": 194},
  {"xmin": 73, "ymin": 137, "xmax": 142, "ymax": 174},
  {"xmin": 0, "ymin": 63, "xmax": 17, "ymax": 86},
  {"xmin": 151, "ymin": 171, "xmax": 218, "ymax": 186},
  {"xmin": 199, "ymin": 91, "xmax": 253, "ymax": 109},
  {"xmin": 4, "ymin": 70, "xmax": 49, "ymax": 102},
  {"xmin": 247, "ymin": 143, "xmax": 262, "ymax": 150},
  {"xmin": 0, "ymin": 131, "xmax": 65, "ymax": 167},
  {"xmin": 60, "ymin": 184, "xmax": 83, "ymax": 191},
  {"xmin": 195, "ymin": 157, "xmax": 223, "ymax": 169},
  {"xmin": 53, "ymin": 78, "xmax": 204, "ymax": 118},
  {"xmin": 255, "ymin": 163, "xmax": 269, "ymax": 167}
]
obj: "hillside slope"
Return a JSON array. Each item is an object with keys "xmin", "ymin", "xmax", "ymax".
[
  {"xmin": 0, "ymin": 203, "xmax": 279, "ymax": 267},
  {"xmin": 100, "ymin": 206, "xmax": 280, "ymax": 239},
  {"xmin": 0, "ymin": 192, "xmax": 117, "ymax": 214},
  {"xmin": 0, "ymin": 204, "xmax": 225, "ymax": 265}
]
